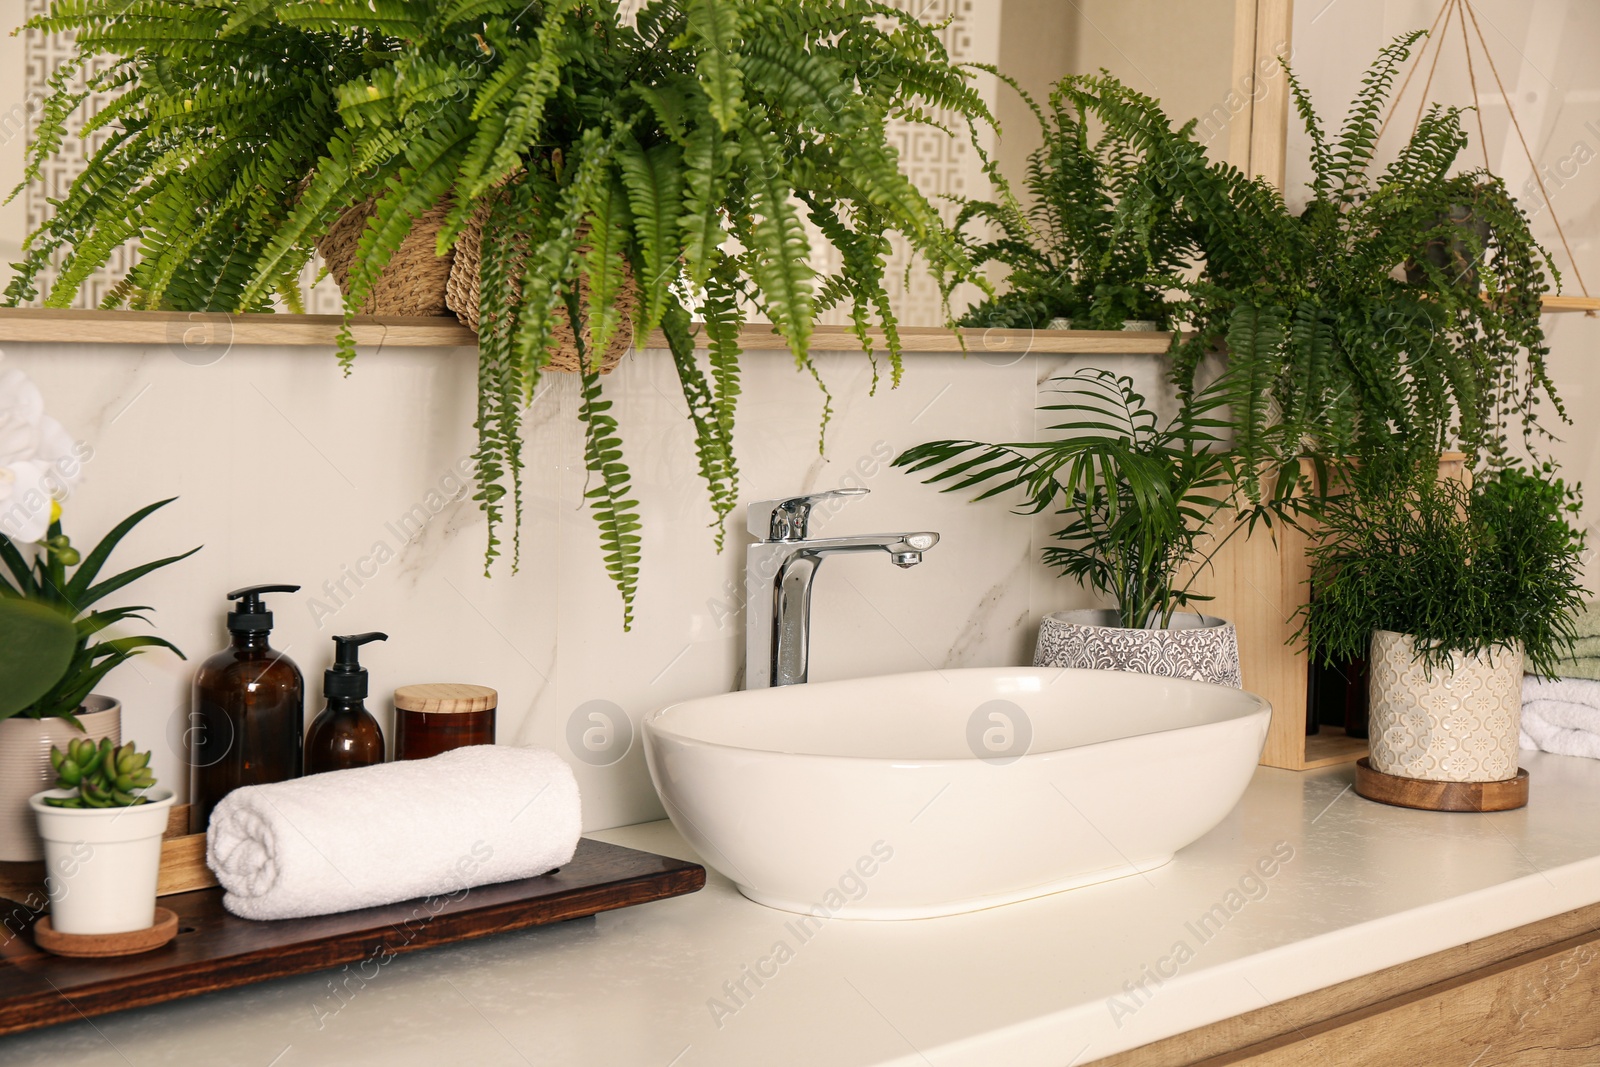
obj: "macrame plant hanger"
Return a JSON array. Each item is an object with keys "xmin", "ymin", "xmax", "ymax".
[{"xmin": 1377, "ymin": 0, "xmax": 1597, "ymax": 316}]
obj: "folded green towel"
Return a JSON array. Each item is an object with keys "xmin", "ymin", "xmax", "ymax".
[
  {"xmin": 1574, "ymin": 603, "xmax": 1600, "ymax": 640},
  {"xmin": 1544, "ymin": 657, "xmax": 1600, "ymax": 681},
  {"xmin": 1570, "ymin": 636, "xmax": 1600, "ymax": 659}
]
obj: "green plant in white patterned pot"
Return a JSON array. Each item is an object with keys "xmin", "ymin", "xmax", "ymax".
[
  {"xmin": 1302, "ymin": 455, "xmax": 1586, "ymax": 783},
  {"xmin": 897, "ymin": 369, "xmax": 1282, "ymax": 688}
]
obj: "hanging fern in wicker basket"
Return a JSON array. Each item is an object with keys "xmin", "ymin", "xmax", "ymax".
[{"xmin": 10, "ymin": 0, "xmax": 999, "ymax": 627}]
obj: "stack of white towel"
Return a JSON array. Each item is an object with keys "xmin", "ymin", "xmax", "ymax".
[{"xmin": 1521, "ymin": 676, "xmax": 1600, "ymax": 759}]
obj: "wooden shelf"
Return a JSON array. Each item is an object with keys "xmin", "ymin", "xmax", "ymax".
[
  {"xmin": 0, "ymin": 307, "xmax": 1176, "ymax": 354},
  {"xmin": 1541, "ymin": 295, "xmax": 1600, "ymax": 314},
  {"xmin": 0, "ymin": 308, "xmax": 477, "ymax": 347},
  {"xmin": 1303, "ymin": 726, "xmax": 1370, "ymax": 769},
  {"xmin": 4, "ymin": 300, "xmax": 1581, "ymax": 348}
]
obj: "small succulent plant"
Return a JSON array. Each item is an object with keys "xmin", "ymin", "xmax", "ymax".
[{"xmin": 43, "ymin": 738, "xmax": 158, "ymax": 808}]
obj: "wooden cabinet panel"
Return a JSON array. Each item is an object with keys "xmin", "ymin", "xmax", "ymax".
[
  {"xmin": 1090, "ymin": 902, "xmax": 1600, "ymax": 1066},
  {"xmin": 1209, "ymin": 930, "xmax": 1600, "ymax": 1065}
]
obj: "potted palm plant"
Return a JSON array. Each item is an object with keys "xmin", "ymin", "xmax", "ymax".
[
  {"xmin": 0, "ymin": 500, "xmax": 196, "ymax": 860},
  {"xmin": 951, "ymin": 75, "xmax": 1192, "ymax": 334},
  {"xmin": 12, "ymin": 0, "xmax": 999, "ymax": 628},
  {"xmin": 1301, "ymin": 454, "xmax": 1586, "ymax": 785},
  {"xmin": 896, "ymin": 369, "xmax": 1274, "ymax": 687},
  {"xmin": 30, "ymin": 737, "xmax": 172, "ymax": 936}
]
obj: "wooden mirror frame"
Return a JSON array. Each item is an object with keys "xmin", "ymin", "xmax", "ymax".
[{"xmin": 1229, "ymin": 0, "xmax": 1296, "ymax": 188}]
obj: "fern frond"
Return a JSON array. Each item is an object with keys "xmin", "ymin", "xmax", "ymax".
[
  {"xmin": 576, "ymin": 345, "xmax": 641, "ymax": 631},
  {"xmin": 686, "ymin": 0, "xmax": 744, "ymax": 131},
  {"xmin": 736, "ymin": 121, "xmax": 813, "ymax": 362},
  {"xmin": 617, "ymin": 138, "xmax": 684, "ymax": 333},
  {"xmin": 662, "ymin": 302, "xmax": 738, "ymax": 546}
]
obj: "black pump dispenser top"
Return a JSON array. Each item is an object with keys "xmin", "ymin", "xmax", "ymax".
[
  {"xmin": 325, "ymin": 632, "xmax": 387, "ymax": 699},
  {"xmin": 226, "ymin": 584, "xmax": 301, "ymax": 632}
]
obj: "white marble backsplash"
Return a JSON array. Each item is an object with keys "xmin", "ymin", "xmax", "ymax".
[{"xmin": 4, "ymin": 340, "xmax": 1168, "ymax": 830}]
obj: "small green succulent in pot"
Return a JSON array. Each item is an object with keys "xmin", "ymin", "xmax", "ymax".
[
  {"xmin": 0, "ymin": 498, "xmax": 200, "ymax": 726},
  {"xmin": 951, "ymin": 74, "xmax": 1194, "ymax": 333},
  {"xmin": 43, "ymin": 737, "xmax": 158, "ymax": 808},
  {"xmin": 894, "ymin": 368, "xmax": 1274, "ymax": 631}
]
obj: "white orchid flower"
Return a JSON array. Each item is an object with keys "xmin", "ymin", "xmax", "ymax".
[{"xmin": 0, "ymin": 360, "xmax": 83, "ymax": 543}]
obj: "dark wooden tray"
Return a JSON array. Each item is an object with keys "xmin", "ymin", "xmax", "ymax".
[{"xmin": 0, "ymin": 837, "xmax": 704, "ymax": 1037}]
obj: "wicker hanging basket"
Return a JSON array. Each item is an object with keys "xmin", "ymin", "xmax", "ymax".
[
  {"xmin": 315, "ymin": 199, "xmax": 455, "ymax": 317},
  {"xmin": 317, "ymin": 195, "xmax": 636, "ymax": 374},
  {"xmin": 446, "ymin": 200, "xmax": 636, "ymax": 375}
]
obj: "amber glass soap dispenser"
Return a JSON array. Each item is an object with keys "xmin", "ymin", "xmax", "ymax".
[
  {"xmin": 190, "ymin": 584, "xmax": 305, "ymax": 833},
  {"xmin": 305, "ymin": 632, "xmax": 388, "ymax": 774}
]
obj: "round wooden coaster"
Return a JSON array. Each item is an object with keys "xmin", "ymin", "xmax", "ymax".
[
  {"xmin": 1354, "ymin": 758, "xmax": 1529, "ymax": 812},
  {"xmin": 34, "ymin": 907, "xmax": 179, "ymax": 958}
]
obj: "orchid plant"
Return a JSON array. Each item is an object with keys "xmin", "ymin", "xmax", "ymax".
[
  {"xmin": 0, "ymin": 362, "xmax": 197, "ymax": 723},
  {"xmin": 0, "ymin": 356, "xmax": 84, "ymax": 544}
]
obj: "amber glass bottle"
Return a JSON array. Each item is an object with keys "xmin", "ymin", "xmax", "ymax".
[
  {"xmin": 190, "ymin": 585, "xmax": 305, "ymax": 833},
  {"xmin": 305, "ymin": 632, "xmax": 388, "ymax": 774}
]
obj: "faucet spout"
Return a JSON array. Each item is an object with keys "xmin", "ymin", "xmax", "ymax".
[
  {"xmin": 744, "ymin": 493, "xmax": 939, "ymax": 689},
  {"xmin": 798, "ymin": 531, "xmax": 940, "ymax": 557}
]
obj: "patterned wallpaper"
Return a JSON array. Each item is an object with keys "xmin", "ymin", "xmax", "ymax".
[
  {"xmin": 20, "ymin": 0, "xmax": 993, "ymax": 325},
  {"xmin": 812, "ymin": 0, "xmax": 988, "ymax": 328},
  {"xmin": 21, "ymin": 0, "xmax": 133, "ymax": 309}
]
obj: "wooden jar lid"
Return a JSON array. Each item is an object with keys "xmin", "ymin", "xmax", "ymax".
[{"xmin": 394, "ymin": 683, "xmax": 498, "ymax": 714}]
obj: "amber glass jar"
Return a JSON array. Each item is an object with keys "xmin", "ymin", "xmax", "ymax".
[{"xmin": 393, "ymin": 684, "xmax": 497, "ymax": 761}]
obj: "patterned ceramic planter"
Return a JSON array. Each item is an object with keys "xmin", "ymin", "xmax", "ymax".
[
  {"xmin": 1368, "ymin": 630, "xmax": 1522, "ymax": 783},
  {"xmin": 0, "ymin": 696, "xmax": 121, "ymax": 861},
  {"xmin": 1032, "ymin": 610, "xmax": 1242, "ymax": 688}
]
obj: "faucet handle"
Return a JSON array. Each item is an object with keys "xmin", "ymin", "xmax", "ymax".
[{"xmin": 747, "ymin": 488, "xmax": 869, "ymax": 541}]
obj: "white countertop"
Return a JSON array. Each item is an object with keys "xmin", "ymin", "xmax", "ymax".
[{"xmin": 7, "ymin": 752, "xmax": 1600, "ymax": 1067}]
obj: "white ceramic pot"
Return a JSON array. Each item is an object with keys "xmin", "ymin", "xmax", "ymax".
[
  {"xmin": 1032, "ymin": 609, "xmax": 1242, "ymax": 688},
  {"xmin": 1046, "ymin": 317, "xmax": 1073, "ymax": 330},
  {"xmin": 0, "ymin": 696, "xmax": 121, "ymax": 861},
  {"xmin": 29, "ymin": 787, "xmax": 174, "ymax": 935},
  {"xmin": 1368, "ymin": 630, "xmax": 1523, "ymax": 783},
  {"xmin": 1122, "ymin": 319, "xmax": 1160, "ymax": 331}
]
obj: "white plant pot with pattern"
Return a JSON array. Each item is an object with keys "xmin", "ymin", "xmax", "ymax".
[
  {"xmin": 1032, "ymin": 610, "xmax": 1242, "ymax": 688},
  {"xmin": 1367, "ymin": 629, "xmax": 1522, "ymax": 783}
]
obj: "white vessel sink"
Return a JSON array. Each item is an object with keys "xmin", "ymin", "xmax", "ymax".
[{"xmin": 643, "ymin": 667, "xmax": 1270, "ymax": 919}]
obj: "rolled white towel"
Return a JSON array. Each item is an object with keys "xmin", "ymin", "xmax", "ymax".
[{"xmin": 207, "ymin": 745, "xmax": 580, "ymax": 921}]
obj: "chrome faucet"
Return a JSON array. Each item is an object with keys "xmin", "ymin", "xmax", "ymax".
[{"xmin": 745, "ymin": 488, "xmax": 939, "ymax": 688}]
